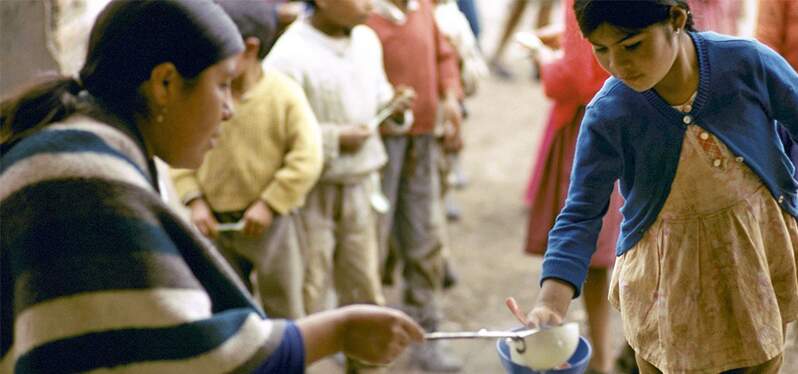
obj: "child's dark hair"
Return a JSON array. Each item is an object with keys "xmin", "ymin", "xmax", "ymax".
[
  {"xmin": 215, "ymin": 0, "xmax": 278, "ymax": 60},
  {"xmin": 1, "ymin": 0, "xmax": 243, "ymax": 147},
  {"xmin": 573, "ymin": 0, "xmax": 695, "ymax": 36}
]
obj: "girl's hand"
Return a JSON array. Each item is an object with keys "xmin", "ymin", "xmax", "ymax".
[
  {"xmin": 506, "ymin": 297, "xmax": 564, "ymax": 329},
  {"xmin": 506, "ymin": 278, "xmax": 573, "ymax": 329}
]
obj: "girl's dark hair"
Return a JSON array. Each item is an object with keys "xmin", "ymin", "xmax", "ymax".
[
  {"xmin": 1, "ymin": 0, "xmax": 244, "ymax": 146},
  {"xmin": 573, "ymin": 0, "xmax": 695, "ymax": 36}
]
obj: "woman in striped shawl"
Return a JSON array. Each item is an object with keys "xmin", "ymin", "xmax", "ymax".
[{"xmin": 0, "ymin": 1, "xmax": 423, "ymax": 373}]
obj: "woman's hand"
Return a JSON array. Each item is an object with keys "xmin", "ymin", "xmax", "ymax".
[
  {"xmin": 297, "ymin": 304, "xmax": 425, "ymax": 366},
  {"xmin": 339, "ymin": 305, "xmax": 425, "ymax": 364}
]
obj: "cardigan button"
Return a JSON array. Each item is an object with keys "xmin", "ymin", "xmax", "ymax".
[
  {"xmin": 700, "ymin": 132, "xmax": 709, "ymax": 140},
  {"xmin": 779, "ymin": 195, "xmax": 785, "ymax": 204},
  {"xmin": 735, "ymin": 157, "xmax": 744, "ymax": 163},
  {"xmin": 682, "ymin": 115, "xmax": 692, "ymax": 125}
]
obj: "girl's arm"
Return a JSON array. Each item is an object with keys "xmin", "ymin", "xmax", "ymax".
[
  {"xmin": 758, "ymin": 43, "xmax": 798, "ymax": 137},
  {"xmin": 540, "ymin": 104, "xmax": 623, "ymax": 297}
]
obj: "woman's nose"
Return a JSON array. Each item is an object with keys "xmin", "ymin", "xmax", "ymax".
[{"xmin": 222, "ymin": 100, "xmax": 234, "ymax": 121}]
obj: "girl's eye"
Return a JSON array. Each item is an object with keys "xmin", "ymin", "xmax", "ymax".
[
  {"xmin": 624, "ymin": 42, "xmax": 641, "ymax": 51},
  {"xmin": 594, "ymin": 46, "xmax": 608, "ymax": 54}
]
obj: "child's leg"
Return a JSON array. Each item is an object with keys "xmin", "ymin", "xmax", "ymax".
[
  {"xmin": 378, "ymin": 136, "xmax": 409, "ymax": 284},
  {"xmin": 234, "ymin": 212, "xmax": 305, "ymax": 319},
  {"xmin": 584, "ymin": 267, "xmax": 612, "ymax": 373},
  {"xmin": 333, "ymin": 180, "xmax": 385, "ymax": 307},
  {"xmin": 394, "ymin": 135, "xmax": 445, "ymax": 329},
  {"xmin": 298, "ymin": 185, "xmax": 338, "ymax": 314}
]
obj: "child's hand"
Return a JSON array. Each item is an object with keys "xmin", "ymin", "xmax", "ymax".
[
  {"xmin": 242, "ymin": 199, "xmax": 273, "ymax": 237},
  {"xmin": 339, "ymin": 125, "xmax": 372, "ymax": 152},
  {"xmin": 188, "ymin": 197, "xmax": 218, "ymax": 239},
  {"xmin": 390, "ymin": 86, "xmax": 416, "ymax": 114},
  {"xmin": 505, "ymin": 296, "xmax": 564, "ymax": 329}
]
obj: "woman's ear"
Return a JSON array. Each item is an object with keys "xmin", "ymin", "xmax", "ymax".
[{"xmin": 146, "ymin": 62, "xmax": 180, "ymax": 107}]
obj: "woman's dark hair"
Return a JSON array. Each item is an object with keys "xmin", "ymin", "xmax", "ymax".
[
  {"xmin": 1, "ymin": 0, "xmax": 244, "ymax": 146},
  {"xmin": 573, "ymin": 0, "xmax": 695, "ymax": 37}
]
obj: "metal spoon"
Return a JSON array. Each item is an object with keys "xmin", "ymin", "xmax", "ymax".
[{"xmin": 424, "ymin": 328, "xmax": 542, "ymax": 341}]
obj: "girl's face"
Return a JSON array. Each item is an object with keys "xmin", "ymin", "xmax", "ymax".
[
  {"xmin": 153, "ymin": 57, "xmax": 238, "ymax": 168},
  {"xmin": 587, "ymin": 21, "xmax": 680, "ymax": 92}
]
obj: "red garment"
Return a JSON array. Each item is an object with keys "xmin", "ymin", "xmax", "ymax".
[
  {"xmin": 536, "ymin": 0, "xmax": 608, "ymax": 133},
  {"xmin": 367, "ymin": 0, "xmax": 462, "ymax": 135},
  {"xmin": 523, "ymin": 0, "xmax": 620, "ymax": 268},
  {"xmin": 524, "ymin": 109, "xmax": 622, "ymax": 268},
  {"xmin": 756, "ymin": 0, "xmax": 798, "ymax": 71},
  {"xmin": 690, "ymin": 0, "xmax": 742, "ymax": 35}
]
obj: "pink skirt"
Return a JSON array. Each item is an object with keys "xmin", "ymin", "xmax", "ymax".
[{"xmin": 524, "ymin": 107, "xmax": 622, "ymax": 268}]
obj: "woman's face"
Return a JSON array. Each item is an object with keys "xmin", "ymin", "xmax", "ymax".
[
  {"xmin": 587, "ymin": 21, "xmax": 679, "ymax": 92},
  {"xmin": 155, "ymin": 57, "xmax": 238, "ymax": 168}
]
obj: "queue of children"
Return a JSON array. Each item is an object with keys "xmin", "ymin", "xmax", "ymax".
[{"xmin": 0, "ymin": 1, "xmax": 424, "ymax": 373}]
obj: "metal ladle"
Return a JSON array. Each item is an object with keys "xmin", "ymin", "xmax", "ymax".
[{"xmin": 424, "ymin": 328, "xmax": 543, "ymax": 353}]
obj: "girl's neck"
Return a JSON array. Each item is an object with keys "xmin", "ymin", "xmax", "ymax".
[
  {"xmin": 654, "ymin": 32, "xmax": 700, "ymax": 106},
  {"xmin": 309, "ymin": 11, "xmax": 351, "ymax": 38}
]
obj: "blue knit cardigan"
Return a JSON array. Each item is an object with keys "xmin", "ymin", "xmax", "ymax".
[{"xmin": 541, "ymin": 32, "xmax": 798, "ymax": 296}]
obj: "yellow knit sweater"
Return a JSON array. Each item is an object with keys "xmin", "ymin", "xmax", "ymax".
[{"xmin": 171, "ymin": 69, "xmax": 322, "ymax": 214}]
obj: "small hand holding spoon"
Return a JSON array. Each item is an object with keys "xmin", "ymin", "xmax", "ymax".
[{"xmin": 505, "ymin": 297, "xmax": 531, "ymax": 327}]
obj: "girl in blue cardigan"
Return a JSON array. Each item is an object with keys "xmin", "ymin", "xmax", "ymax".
[{"xmin": 509, "ymin": 0, "xmax": 798, "ymax": 372}]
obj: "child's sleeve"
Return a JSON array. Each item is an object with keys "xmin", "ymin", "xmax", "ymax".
[
  {"xmin": 260, "ymin": 78, "xmax": 323, "ymax": 215},
  {"xmin": 170, "ymin": 167, "xmax": 203, "ymax": 205},
  {"xmin": 758, "ymin": 42, "xmax": 798, "ymax": 138},
  {"xmin": 539, "ymin": 105, "xmax": 623, "ymax": 297}
]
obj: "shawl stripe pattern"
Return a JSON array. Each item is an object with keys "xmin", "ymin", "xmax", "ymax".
[{"xmin": 1, "ymin": 117, "xmax": 304, "ymax": 373}]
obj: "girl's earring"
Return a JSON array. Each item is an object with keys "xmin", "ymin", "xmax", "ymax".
[{"xmin": 156, "ymin": 107, "xmax": 167, "ymax": 123}]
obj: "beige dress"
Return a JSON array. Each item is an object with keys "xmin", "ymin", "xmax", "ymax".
[{"xmin": 609, "ymin": 120, "xmax": 798, "ymax": 373}]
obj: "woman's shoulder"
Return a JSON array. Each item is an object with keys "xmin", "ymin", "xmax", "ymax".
[{"xmin": 0, "ymin": 115, "xmax": 153, "ymax": 203}]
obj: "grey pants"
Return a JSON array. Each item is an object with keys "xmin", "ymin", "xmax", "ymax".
[
  {"xmin": 380, "ymin": 134, "xmax": 444, "ymax": 330},
  {"xmin": 215, "ymin": 211, "xmax": 305, "ymax": 319}
]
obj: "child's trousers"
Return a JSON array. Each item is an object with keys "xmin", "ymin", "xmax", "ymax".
[
  {"xmin": 379, "ymin": 134, "xmax": 444, "ymax": 330},
  {"xmin": 300, "ymin": 179, "xmax": 385, "ymax": 313},
  {"xmin": 214, "ymin": 211, "xmax": 306, "ymax": 319}
]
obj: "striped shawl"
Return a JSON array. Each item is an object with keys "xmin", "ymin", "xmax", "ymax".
[{"xmin": 0, "ymin": 115, "xmax": 304, "ymax": 373}]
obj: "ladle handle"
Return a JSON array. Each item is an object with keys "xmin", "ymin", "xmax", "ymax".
[{"xmin": 424, "ymin": 331, "xmax": 522, "ymax": 340}]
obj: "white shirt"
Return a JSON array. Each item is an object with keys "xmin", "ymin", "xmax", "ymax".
[{"xmin": 265, "ymin": 20, "xmax": 394, "ymax": 183}]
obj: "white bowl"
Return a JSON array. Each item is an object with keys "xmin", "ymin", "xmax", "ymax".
[{"xmin": 506, "ymin": 322, "xmax": 580, "ymax": 370}]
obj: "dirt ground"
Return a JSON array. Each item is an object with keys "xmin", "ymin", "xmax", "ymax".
[{"xmin": 309, "ymin": 1, "xmax": 798, "ymax": 373}]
